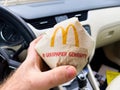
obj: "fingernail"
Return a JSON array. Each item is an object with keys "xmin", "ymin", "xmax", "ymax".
[{"xmin": 66, "ymin": 66, "xmax": 77, "ymax": 78}]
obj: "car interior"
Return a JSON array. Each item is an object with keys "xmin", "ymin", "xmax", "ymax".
[{"xmin": 0, "ymin": 0, "xmax": 120, "ymax": 90}]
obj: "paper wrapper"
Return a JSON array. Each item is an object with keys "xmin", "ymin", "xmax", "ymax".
[{"xmin": 35, "ymin": 17, "xmax": 95, "ymax": 73}]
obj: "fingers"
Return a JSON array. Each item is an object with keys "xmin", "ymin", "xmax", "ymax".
[
  {"xmin": 24, "ymin": 36, "xmax": 43, "ymax": 69},
  {"xmin": 28, "ymin": 35, "xmax": 43, "ymax": 55},
  {"xmin": 39, "ymin": 65, "xmax": 77, "ymax": 89},
  {"xmin": 27, "ymin": 36, "xmax": 42, "ymax": 55}
]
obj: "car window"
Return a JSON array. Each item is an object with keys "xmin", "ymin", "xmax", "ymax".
[{"xmin": 0, "ymin": 0, "xmax": 55, "ymax": 6}]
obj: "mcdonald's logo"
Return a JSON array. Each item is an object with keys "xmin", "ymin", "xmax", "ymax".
[{"xmin": 50, "ymin": 24, "xmax": 79, "ymax": 47}]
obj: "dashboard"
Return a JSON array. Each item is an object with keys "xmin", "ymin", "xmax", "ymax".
[
  {"xmin": 7, "ymin": 0, "xmax": 120, "ymax": 19},
  {"xmin": 6, "ymin": 0, "xmax": 120, "ymax": 48}
]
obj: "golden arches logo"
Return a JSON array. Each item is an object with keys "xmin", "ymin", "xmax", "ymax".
[{"xmin": 50, "ymin": 24, "xmax": 79, "ymax": 47}]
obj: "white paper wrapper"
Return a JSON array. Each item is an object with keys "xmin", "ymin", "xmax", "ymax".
[{"xmin": 35, "ymin": 17, "xmax": 95, "ymax": 73}]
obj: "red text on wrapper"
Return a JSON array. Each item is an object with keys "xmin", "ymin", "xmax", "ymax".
[
  {"xmin": 42, "ymin": 52, "xmax": 67, "ymax": 57},
  {"xmin": 69, "ymin": 52, "xmax": 87, "ymax": 58},
  {"xmin": 42, "ymin": 52, "xmax": 87, "ymax": 58}
]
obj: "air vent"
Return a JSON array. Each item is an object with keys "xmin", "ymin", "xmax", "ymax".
[
  {"xmin": 26, "ymin": 11, "xmax": 88, "ymax": 30},
  {"xmin": 26, "ymin": 16, "xmax": 56, "ymax": 30}
]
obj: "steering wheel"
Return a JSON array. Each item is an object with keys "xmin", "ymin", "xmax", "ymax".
[{"xmin": 0, "ymin": 6, "xmax": 36, "ymax": 81}]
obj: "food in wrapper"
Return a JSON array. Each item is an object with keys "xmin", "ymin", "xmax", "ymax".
[{"xmin": 35, "ymin": 17, "xmax": 95, "ymax": 73}]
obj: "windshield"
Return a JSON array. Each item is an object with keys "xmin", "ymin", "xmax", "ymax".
[{"xmin": 0, "ymin": 0, "xmax": 52, "ymax": 6}]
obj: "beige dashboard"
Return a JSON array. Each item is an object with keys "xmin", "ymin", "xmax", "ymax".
[{"xmin": 80, "ymin": 7, "xmax": 120, "ymax": 48}]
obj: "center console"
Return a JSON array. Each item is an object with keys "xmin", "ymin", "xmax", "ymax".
[{"xmin": 59, "ymin": 64, "xmax": 99, "ymax": 90}]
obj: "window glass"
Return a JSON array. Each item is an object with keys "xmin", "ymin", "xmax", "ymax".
[{"xmin": 0, "ymin": 0, "xmax": 56, "ymax": 6}]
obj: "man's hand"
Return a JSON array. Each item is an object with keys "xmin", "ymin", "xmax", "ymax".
[{"xmin": 0, "ymin": 37, "xmax": 77, "ymax": 90}]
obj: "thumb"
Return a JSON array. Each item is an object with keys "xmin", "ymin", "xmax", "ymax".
[{"xmin": 40, "ymin": 65, "xmax": 77, "ymax": 89}]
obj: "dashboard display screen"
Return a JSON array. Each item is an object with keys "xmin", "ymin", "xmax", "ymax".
[{"xmin": 55, "ymin": 15, "xmax": 68, "ymax": 23}]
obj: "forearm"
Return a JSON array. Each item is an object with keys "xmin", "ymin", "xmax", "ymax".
[
  {"xmin": 1, "ymin": 80, "xmax": 30, "ymax": 90},
  {"xmin": 0, "ymin": 70, "xmax": 31, "ymax": 90}
]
